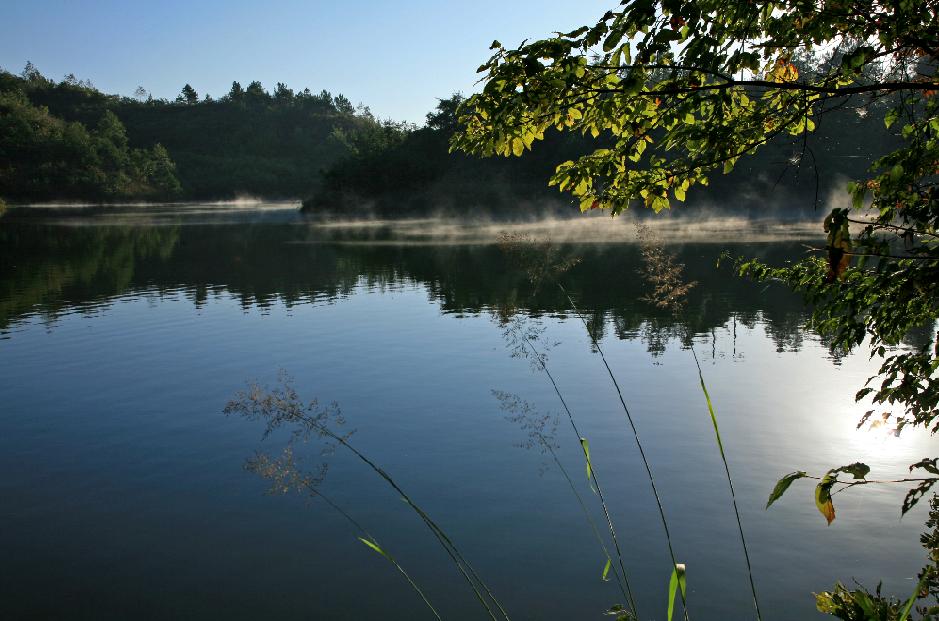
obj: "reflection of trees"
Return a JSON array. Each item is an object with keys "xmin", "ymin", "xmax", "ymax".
[
  {"xmin": 0, "ymin": 221, "xmax": 812, "ymax": 352},
  {"xmin": 0, "ymin": 224, "xmax": 180, "ymax": 329}
]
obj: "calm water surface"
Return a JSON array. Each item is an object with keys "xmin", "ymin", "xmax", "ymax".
[{"xmin": 0, "ymin": 203, "xmax": 932, "ymax": 620}]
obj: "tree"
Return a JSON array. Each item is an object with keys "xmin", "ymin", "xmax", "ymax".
[
  {"xmin": 426, "ymin": 93, "xmax": 464, "ymax": 132},
  {"xmin": 453, "ymin": 0, "xmax": 939, "ymax": 617},
  {"xmin": 245, "ymin": 80, "xmax": 269, "ymax": 103},
  {"xmin": 273, "ymin": 81, "xmax": 294, "ymax": 103},
  {"xmin": 142, "ymin": 143, "xmax": 182, "ymax": 197},
  {"xmin": 20, "ymin": 61, "xmax": 43, "ymax": 83},
  {"xmin": 313, "ymin": 89, "xmax": 335, "ymax": 110},
  {"xmin": 228, "ymin": 80, "xmax": 245, "ymax": 101},
  {"xmin": 334, "ymin": 93, "xmax": 354, "ymax": 115},
  {"xmin": 178, "ymin": 83, "xmax": 198, "ymax": 105}
]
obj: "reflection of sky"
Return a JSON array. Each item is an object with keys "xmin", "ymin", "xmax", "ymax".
[{"xmin": 0, "ymin": 278, "xmax": 930, "ymax": 619}]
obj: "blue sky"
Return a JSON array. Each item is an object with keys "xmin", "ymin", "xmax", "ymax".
[{"xmin": 1, "ymin": 0, "xmax": 611, "ymax": 123}]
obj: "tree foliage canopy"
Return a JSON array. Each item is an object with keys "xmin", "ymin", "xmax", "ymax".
[{"xmin": 454, "ymin": 0, "xmax": 937, "ymax": 212}]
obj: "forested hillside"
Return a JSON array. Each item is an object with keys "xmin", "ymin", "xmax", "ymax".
[
  {"xmin": 0, "ymin": 63, "xmax": 390, "ymax": 202},
  {"xmin": 307, "ymin": 86, "xmax": 902, "ymax": 217},
  {"xmin": 1, "ymin": 59, "xmax": 902, "ymax": 216}
]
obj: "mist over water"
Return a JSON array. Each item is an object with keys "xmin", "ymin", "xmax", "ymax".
[
  {"xmin": 6, "ymin": 201, "xmax": 827, "ymax": 244},
  {"xmin": 300, "ymin": 213, "xmax": 825, "ymax": 245},
  {"xmin": 0, "ymin": 204, "xmax": 922, "ymax": 621}
]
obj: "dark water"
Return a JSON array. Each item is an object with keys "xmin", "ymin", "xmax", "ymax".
[{"xmin": 0, "ymin": 204, "xmax": 931, "ymax": 620}]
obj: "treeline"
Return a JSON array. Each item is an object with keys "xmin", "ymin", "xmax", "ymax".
[
  {"xmin": 0, "ymin": 63, "xmax": 393, "ymax": 202},
  {"xmin": 306, "ymin": 95, "xmax": 603, "ymax": 216},
  {"xmin": 0, "ymin": 68, "xmax": 181, "ymax": 202},
  {"xmin": 306, "ymin": 62, "xmax": 902, "ymax": 217},
  {"xmin": 0, "ymin": 59, "xmax": 901, "ymax": 214}
]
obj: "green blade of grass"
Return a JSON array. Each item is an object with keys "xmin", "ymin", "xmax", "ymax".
[
  {"xmin": 359, "ymin": 536, "xmax": 392, "ymax": 560},
  {"xmin": 899, "ymin": 571, "xmax": 929, "ymax": 621},
  {"xmin": 693, "ymin": 346, "xmax": 762, "ymax": 620},
  {"xmin": 580, "ymin": 437, "xmax": 593, "ymax": 482},
  {"xmin": 667, "ymin": 563, "xmax": 687, "ymax": 621}
]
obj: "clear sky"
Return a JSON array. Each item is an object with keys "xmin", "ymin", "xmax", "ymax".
[{"xmin": 1, "ymin": 0, "xmax": 611, "ymax": 124}]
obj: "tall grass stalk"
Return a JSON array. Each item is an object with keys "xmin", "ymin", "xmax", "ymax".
[
  {"xmin": 555, "ymin": 282, "xmax": 690, "ymax": 621},
  {"xmin": 514, "ymin": 333, "xmax": 640, "ymax": 619},
  {"xmin": 226, "ymin": 381, "xmax": 509, "ymax": 621},
  {"xmin": 272, "ymin": 469, "xmax": 442, "ymax": 620},
  {"xmin": 494, "ymin": 391, "xmax": 638, "ymax": 614},
  {"xmin": 690, "ymin": 345, "xmax": 762, "ymax": 620},
  {"xmin": 499, "ymin": 233, "xmax": 686, "ymax": 619},
  {"xmin": 633, "ymin": 221, "xmax": 761, "ymax": 619},
  {"xmin": 300, "ymin": 422, "xmax": 509, "ymax": 621}
]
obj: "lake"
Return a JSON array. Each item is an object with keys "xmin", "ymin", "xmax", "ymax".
[{"xmin": 0, "ymin": 203, "xmax": 931, "ymax": 620}]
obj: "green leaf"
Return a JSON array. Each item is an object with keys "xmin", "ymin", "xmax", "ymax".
[
  {"xmin": 358, "ymin": 537, "xmax": 392, "ymax": 561},
  {"xmin": 848, "ymin": 181, "xmax": 866, "ymax": 210},
  {"xmin": 902, "ymin": 478, "xmax": 938, "ymax": 515},
  {"xmin": 835, "ymin": 462, "xmax": 870, "ymax": 480},
  {"xmin": 602, "ymin": 25, "xmax": 626, "ymax": 52},
  {"xmin": 766, "ymin": 471, "xmax": 808, "ymax": 508},
  {"xmin": 580, "ymin": 437, "xmax": 593, "ymax": 481},
  {"xmin": 899, "ymin": 571, "xmax": 929, "ymax": 621},
  {"xmin": 562, "ymin": 26, "xmax": 589, "ymax": 39},
  {"xmin": 667, "ymin": 563, "xmax": 687, "ymax": 621},
  {"xmin": 602, "ymin": 557, "xmax": 612, "ymax": 582},
  {"xmin": 884, "ymin": 107, "xmax": 901, "ymax": 129},
  {"xmin": 698, "ymin": 374, "xmax": 723, "ymax": 455},
  {"xmin": 911, "ymin": 458, "xmax": 939, "ymax": 476}
]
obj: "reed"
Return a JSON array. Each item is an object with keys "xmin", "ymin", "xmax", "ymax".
[
  {"xmin": 225, "ymin": 373, "xmax": 510, "ymax": 621},
  {"xmin": 634, "ymin": 221, "xmax": 762, "ymax": 620},
  {"xmin": 499, "ymin": 233, "xmax": 688, "ymax": 620},
  {"xmin": 493, "ymin": 390, "xmax": 638, "ymax": 613},
  {"xmin": 247, "ymin": 448, "xmax": 441, "ymax": 619}
]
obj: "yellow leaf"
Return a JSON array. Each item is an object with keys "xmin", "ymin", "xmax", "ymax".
[{"xmin": 815, "ymin": 477, "xmax": 836, "ymax": 525}]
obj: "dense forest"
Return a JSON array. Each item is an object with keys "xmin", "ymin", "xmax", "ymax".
[
  {"xmin": 0, "ymin": 63, "xmax": 392, "ymax": 203},
  {"xmin": 0, "ymin": 60, "xmax": 901, "ymax": 217},
  {"xmin": 310, "ymin": 95, "xmax": 902, "ymax": 218}
]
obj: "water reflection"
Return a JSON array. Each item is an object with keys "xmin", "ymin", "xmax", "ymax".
[
  {"xmin": 225, "ymin": 372, "xmax": 507, "ymax": 621},
  {"xmin": 0, "ymin": 215, "xmax": 826, "ymax": 355},
  {"xmin": 1, "ymin": 207, "xmax": 933, "ymax": 620}
]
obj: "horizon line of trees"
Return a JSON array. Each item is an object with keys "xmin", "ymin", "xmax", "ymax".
[
  {"xmin": 0, "ymin": 59, "xmax": 903, "ymax": 215},
  {"xmin": 305, "ymin": 47, "xmax": 904, "ymax": 217},
  {"xmin": 0, "ymin": 62, "xmax": 397, "ymax": 203}
]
